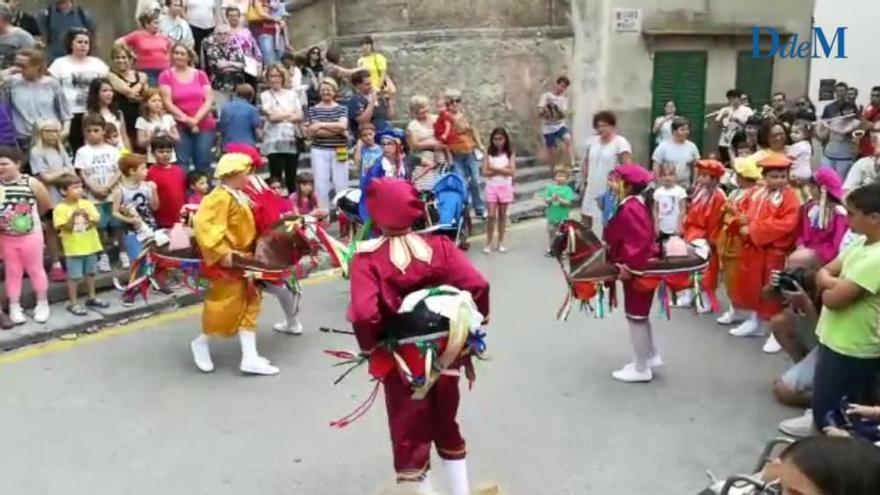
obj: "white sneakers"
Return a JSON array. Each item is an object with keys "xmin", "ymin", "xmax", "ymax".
[
  {"xmin": 612, "ymin": 363, "xmax": 653, "ymax": 383},
  {"xmin": 191, "ymin": 334, "xmax": 214, "ymax": 373},
  {"xmin": 716, "ymin": 306, "xmax": 744, "ymax": 325},
  {"xmin": 729, "ymin": 313, "xmax": 765, "ymax": 337},
  {"xmin": 646, "ymin": 353, "xmax": 665, "ymax": 368},
  {"xmin": 238, "ymin": 331, "xmax": 279, "ymax": 375},
  {"xmin": 273, "ymin": 318, "xmax": 304, "ymax": 335},
  {"xmin": 675, "ymin": 289, "xmax": 694, "ymax": 307},
  {"xmin": 191, "ymin": 331, "xmax": 280, "ymax": 375},
  {"xmin": 778, "ymin": 409, "xmax": 815, "ymax": 438},
  {"xmin": 97, "ymin": 254, "xmax": 112, "ymax": 273},
  {"xmin": 442, "ymin": 459, "xmax": 470, "ymax": 495},
  {"xmin": 8, "ymin": 304, "xmax": 25, "ymax": 325},
  {"xmin": 119, "ymin": 252, "xmax": 131, "ymax": 269},
  {"xmin": 33, "ymin": 302, "xmax": 50, "ymax": 323},
  {"xmin": 762, "ymin": 334, "xmax": 782, "ymax": 354}
]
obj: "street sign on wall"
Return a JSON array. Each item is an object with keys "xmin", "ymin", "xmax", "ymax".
[{"xmin": 613, "ymin": 8, "xmax": 642, "ymax": 33}]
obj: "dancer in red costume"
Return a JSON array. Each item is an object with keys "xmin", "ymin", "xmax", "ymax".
[
  {"xmin": 730, "ymin": 155, "xmax": 800, "ymax": 354},
  {"xmin": 227, "ymin": 143, "xmax": 306, "ymax": 335},
  {"xmin": 603, "ymin": 164, "xmax": 662, "ymax": 383},
  {"xmin": 676, "ymin": 159, "xmax": 727, "ymax": 313},
  {"xmin": 348, "ymin": 178, "xmax": 489, "ymax": 494}
]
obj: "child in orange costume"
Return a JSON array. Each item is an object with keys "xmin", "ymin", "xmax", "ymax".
[
  {"xmin": 729, "ymin": 155, "xmax": 800, "ymax": 355},
  {"xmin": 716, "ymin": 157, "xmax": 762, "ymax": 325},
  {"xmin": 675, "ymin": 159, "xmax": 727, "ymax": 313}
]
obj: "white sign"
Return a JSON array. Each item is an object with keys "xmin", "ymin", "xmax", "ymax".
[{"xmin": 613, "ymin": 8, "xmax": 642, "ymax": 33}]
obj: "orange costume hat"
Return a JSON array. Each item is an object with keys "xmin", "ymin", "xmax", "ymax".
[
  {"xmin": 696, "ymin": 159, "xmax": 725, "ymax": 178},
  {"xmin": 758, "ymin": 154, "xmax": 793, "ymax": 171}
]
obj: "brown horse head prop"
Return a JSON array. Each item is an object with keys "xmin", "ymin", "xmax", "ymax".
[
  {"xmin": 247, "ymin": 215, "xmax": 318, "ymax": 270},
  {"xmin": 550, "ymin": 220, "xmax": 604, "ymax": 269}
]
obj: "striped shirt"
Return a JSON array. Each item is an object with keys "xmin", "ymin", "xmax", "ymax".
[{"xmin": 307, "ymin": 103, "xmax": 348, "ymax": 149}]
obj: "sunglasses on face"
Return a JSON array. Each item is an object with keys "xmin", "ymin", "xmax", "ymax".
[{"xmin": 450, "ymin": 99, "xmax": 462, "ymax": 103}]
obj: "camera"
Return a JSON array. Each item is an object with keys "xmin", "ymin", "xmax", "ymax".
[{"xmin": 772, "ymin": 268, "xmax": 808, "ymax": 293}]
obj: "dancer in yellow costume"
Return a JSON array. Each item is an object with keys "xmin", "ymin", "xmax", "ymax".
[{"xmin": 189, "ymin": 153, "xmax": 279, "ymax": 376}]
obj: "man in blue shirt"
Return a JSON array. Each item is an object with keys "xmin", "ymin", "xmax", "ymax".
[
  {"xmin": 347, "ymin": 68, "xmax": 390, "ymax": 138},
  {"xmin": 38, "ymin": 0, "xmax": 94, "ymax": 61},
  {"xmin": 218, "ymin": 83, "xmax": 262, "ymax": 148}
]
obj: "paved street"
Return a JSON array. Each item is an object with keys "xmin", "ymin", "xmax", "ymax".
[{"xmin": 0, "ymin": 221, "xmax": 795, "ymax": 495}]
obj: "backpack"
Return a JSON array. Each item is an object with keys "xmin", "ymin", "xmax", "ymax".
[{"xmin": 43, "ymin": 4, "xmax": 88, "ymax": 47}]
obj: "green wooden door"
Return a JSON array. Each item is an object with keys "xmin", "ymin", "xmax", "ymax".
[
  {"xmin": 651, "ymin": 51, "xmax": 708, "ymax": 152},
  {"xmin": 736, "ymin": 50, "xmax": 774, "ymax": 109}
]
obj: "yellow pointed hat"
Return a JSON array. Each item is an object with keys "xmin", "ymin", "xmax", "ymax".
[
  {"xmin": 734, "ymin": 157, "xmax": 761, "ymax": 180},
  {"xmin": 214, "ymin": 153, "xmax": 252, "ymax": 179}
]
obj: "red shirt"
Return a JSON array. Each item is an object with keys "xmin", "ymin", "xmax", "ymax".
[
  {"xmin": 860, "ymin": 105, "xmax": 880, "ymax": 157},
  {"xmin": 433, "ymin": 111, "xmax": 459, "ymax": 145},
  {"xmin": 147, "ymin": 164, "xmax": 187, "ymax": 228},
  {"xmin": 122, "ymin": 30, "xmax": 171, "ymax": 71}
]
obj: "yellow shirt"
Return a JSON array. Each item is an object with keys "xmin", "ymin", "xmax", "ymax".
[
  {"xmin": 53, "ymin": 199, "xmax": 103, "ymax": 257},
  {"xmin": 193, "ymin": 186, "xmax": 257, "ymax": 266},
  {"xmin": 357, "ymin": 52, "xmax": 387, "ymax": 90}
]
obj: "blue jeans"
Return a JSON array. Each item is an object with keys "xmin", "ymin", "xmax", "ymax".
[
  {"xmin": 144, "ymin": 69, "xmax": 162, "ymax": 87},
  {"xmin": 824, "ymin": 156, "xmax": 854, "ymax": 181},
  {"xmin": 258, "ymin": 34, "xmax": 278, "ymax": 65},
  {"xmin": 453, "ymin": 152, "xmax": 486, "ymax": 215},
  {"xmin": 177, "ymin": 128, "xmax": 215, "ymax": 173}
]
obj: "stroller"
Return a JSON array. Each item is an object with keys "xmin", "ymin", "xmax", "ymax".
[
  {"xmin": 331, "ymin": 166, "xmax": 472, "ymax": 250},
  {"xmin": 697, "ymin": 438, "xmax": 793, "ymax": 495}
]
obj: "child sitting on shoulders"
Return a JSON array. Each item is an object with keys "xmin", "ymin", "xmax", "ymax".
[
  {"xmin": 543, "ymin": 165, "xmax": 575, "ymax": 255},
  {"xmin": 797, "ymin": 167, "xmax": 848, "ymax": 265},
  {"xmin": 53, "ymin": 173, "xmax": 110, "ymax": 316},
  {"xmin": 353, "ymin": 123, "xmax": 382, "ymax": 176},
  {"xmin": 652, "ymin": 163, "xmax": 687, "ymax": 242}
]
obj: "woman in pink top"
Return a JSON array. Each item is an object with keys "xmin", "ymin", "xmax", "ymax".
[
  {"xmin": 119, "ymin": 12, "xmax": 172, "ymax": 86},
  {"xmin": 159, "ymin": 43, "xmax": 216, "ymax": 173}
]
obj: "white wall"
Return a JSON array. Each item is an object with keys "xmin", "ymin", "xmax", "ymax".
[{"xmin": 810, "ymin": 0, "xmax": 880, "ymax": 112}]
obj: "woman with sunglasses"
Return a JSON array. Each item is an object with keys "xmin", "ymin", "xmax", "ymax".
[
  {"xmin": 47, "ymin": 27, "xmax": 108, "ymax": 152},
  {"xmin": 443, "ymin": 88, "xmax": 487, "ymax": 218}
]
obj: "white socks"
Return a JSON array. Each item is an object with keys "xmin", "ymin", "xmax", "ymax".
[
  {"xmin": 238, "ymin": 330, "xmax": 279, "ymax": 375},
  {"xmin": 442, "ymin": 459, "xmax": 470, "ymax": 495},
  {"xmin": 627, "ymin": 319, "xmax": 653, "ymax": 373}
]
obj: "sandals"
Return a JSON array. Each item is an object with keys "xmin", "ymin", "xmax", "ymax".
[{"xmin": 66, "ymin": 304, "xmax": 88, "ymax": 317}]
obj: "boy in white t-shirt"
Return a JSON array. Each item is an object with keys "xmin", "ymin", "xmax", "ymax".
[
  {"xmin": 652, "ymin": 163, "xmax": 687, "ymax": 241},
  {"xmin": 73, "ymin": 113, "xmax": 122, "ymax": 272}
]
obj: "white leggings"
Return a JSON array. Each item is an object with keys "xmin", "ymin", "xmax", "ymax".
[{"xmin": 310, "ymin": 146, "xmax": 350, "ymax": 210}]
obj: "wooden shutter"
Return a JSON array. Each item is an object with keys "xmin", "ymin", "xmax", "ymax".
[
  {"xmin": 651, "ymin": 51, "xmax": 708, "ymax": 152},
  {"xmin": 736, "ymin": 50, "xmax": 774, "ymax": 108}
]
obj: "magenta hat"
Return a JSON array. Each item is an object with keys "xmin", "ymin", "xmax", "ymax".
[
  {"xmin": 615, "ymin": 163, "xmax": 653, "ymax": 187},
  {"xmin": 814, "ymin": 166, "xmax": 843, "ymax": 202}
]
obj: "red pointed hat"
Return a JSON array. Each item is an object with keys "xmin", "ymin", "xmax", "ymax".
[
  {"xmin": 814, "ymin": 166, "xmax": 844, "ymax": 202},
  {"xmin": 615, "ymin": 163, "xmax": 653, "ymax": 187},
  {"xmin": 366, "ymin": 178, "xmax": 425, "ymax": 231},
  {"xmin": 224, "ymin": 143, "xmax": 265, "ymax": 168},
  {"xmin": 696, "ymin": 159, "xmax": 726, "ymax": 178}
]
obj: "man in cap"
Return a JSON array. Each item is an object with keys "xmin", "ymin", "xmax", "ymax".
[
  {"xmin": 348, "ymin": 178, "xmax": 489, "ymax": 494},
  {"xmin": 190, "ymin": 152, "xmax": 279, "ymax": 376}
]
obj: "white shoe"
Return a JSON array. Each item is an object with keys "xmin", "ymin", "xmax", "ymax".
[
  {"xmin": 695, "ymin": 295, "xmax": 713, "ymax": 314},
  {"xmin": 441, "ymin": 459, "xmax": 470, "ymax": 495},
  {"xmin": 762, "ymin": 334, "xmax": 782, "ymax": 354},
  {"xmin": 240, "ymin": 357, "xmax": 280, "ymax": 375},
  {"xmin": 273, "ymin": 318, "xmax": 303, "ymax": 335},
  {"xmin": 729, "ymin": 315, "xmax": 764, "ymax": 337},
  {"xmin": 675, "ymin": 289, "xmax": 693, "ymax": 308},
  {"xmin": 190, "ymin": 335, "xmax": 214, "ymax": 373},
  {"xmin": 612, "ymin": 363, "xmax": 653, "ymax": 383},
  {"xmin": 647, "ymin": 354, "xmax": 665, "ymax": 368},
  {"xmin": 498, "ymin": 245, "xmax": 508, "ymax": 253},
  {"xmin": 716, "ymin": 307, "xmax": 743, "ymax": 325},
  {"xmin": 33, "ymin": 302, "xmax": 50, "ymax": 323},
  {"xmin": 97, "ymin": 254, "xmax": 112, "ymax": 273},
  {"xmin": 239, "ymin": 331, "xmax": 279, "ymax": 375},
  {"xmin": 8, "ymin": 304, "xmax": 25, "ymax": 324},
  {"xmin": 778, "ymin": 409, "xmax": 815, "ymax": 438},
  {"xmin": 119, "ymin": 252, "xmax": 131, "ymax": 269},
  {"xmin": 482, "ymin": 246, "xmax": 491, "ymax": 254}
]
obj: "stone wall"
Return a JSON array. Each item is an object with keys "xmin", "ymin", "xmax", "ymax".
[{"xmin": 338, "ymin": 28, "xmax": 572, "ymax": 156}]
